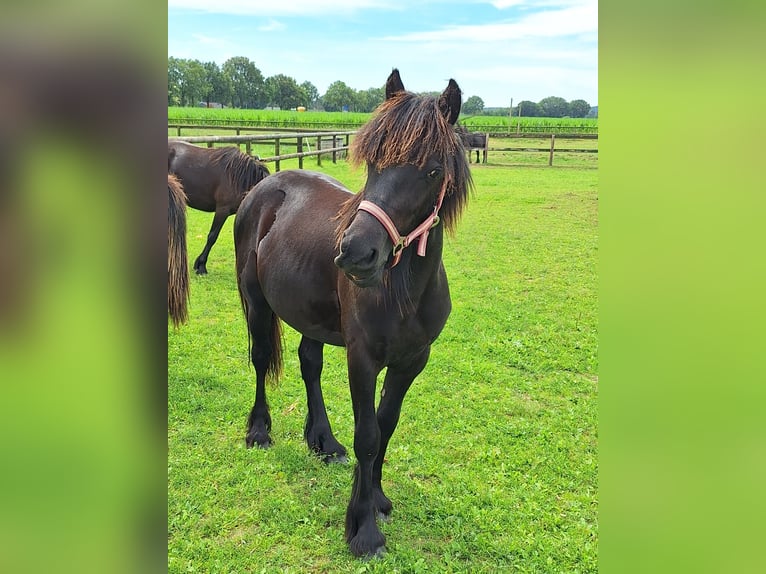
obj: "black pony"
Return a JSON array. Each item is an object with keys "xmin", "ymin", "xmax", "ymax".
[
  {"xmin": 168, "ymin": 141, "xmax": 269, "ymax": 274},
  {"xmin": 456, "ymin": 124, "xmax": 488, "ymax": 163},
  {"xmin": 233, "ymin": 69, "xmax": 472, "ymax": 557}
]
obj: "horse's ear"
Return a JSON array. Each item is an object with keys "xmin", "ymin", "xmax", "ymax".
[
  {"xmin": 386, "ymin": 69, "xmax": 405, "ymax": 100},
  {"xmin": 438, "ymin": 79, "xmax": 462, "ymax": 125}
]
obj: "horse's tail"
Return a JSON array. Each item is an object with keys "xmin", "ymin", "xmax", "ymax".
[
  {"xmin": 236, "ymin": 253, "xmax": 283, "ymax": 384},
  {"xmin": 168, "ymin": 173, "xmax": 190, "ymax": 327}
]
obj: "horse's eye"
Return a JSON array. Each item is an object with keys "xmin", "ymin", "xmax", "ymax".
[{"xmin": 427, "ymin": 168, "xmax": 441, "ymax": 179}]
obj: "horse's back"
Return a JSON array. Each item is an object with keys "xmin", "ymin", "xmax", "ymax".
[
  {"xmin": 168, "ymin": 141, "xmax": 219, "ymax": 211},
  {"xmin": 235, "ymin": 170, "xmax": 352, "ymax": 345},
  {"xmin": 236, "ymin": 170, "xmax": 350, "ymax": 241}
]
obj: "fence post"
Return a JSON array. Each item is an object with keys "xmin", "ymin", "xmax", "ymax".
[
  {"xmin": 246, "ymin": 141, "xmax": 251, "ymax": 156},
  {"xmin": 298, "ymin": 137, "xmax": 303, "ymax": 169},
  {"xmin": 177, "ymin": 126, "xmax": 181, "ymax": 137},
  {"xmin": 275, "ymin": 137, "xmax": 281, "ymax": 172},
  {"xmin": 483, "ymin": 133, "xmax": 489, "ymax": 164},
  {"xmin": 548, "ymin": 134, "xmax": 555, "ymax": 166},
  {"xmin": 316, "ymin": 135, "xmax": 322, "ymax": 167}
]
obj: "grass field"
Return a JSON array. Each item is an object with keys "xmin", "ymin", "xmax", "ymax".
[
  {"xmin": 168, "ymin": 107, "xmax": 597, "ymax": 134},
  {"xmin": 168, "ymin": 157, "xmax": 598, "ymax": 572}
]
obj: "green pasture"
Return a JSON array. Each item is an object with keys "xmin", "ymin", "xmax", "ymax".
[
  {"xmin": 168, "ymin": 107, "xmax": 597, "ymax": 134},
  {"xmin": 168, "ymin": 158, "xmax": 598, "ymax": 572}
]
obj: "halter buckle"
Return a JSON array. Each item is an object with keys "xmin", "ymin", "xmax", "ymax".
[{"xmin": 392, "ymin": 238, "xmax": 406, "ymax": 257}]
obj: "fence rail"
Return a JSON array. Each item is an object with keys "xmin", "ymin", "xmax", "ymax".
[
  {"xmin": 168, "ymin": 130, "xmax": 597, "ymax": 168},
  {"xmin": 168, "ymin": 131, "xmax": 355, "ymax": 171}
]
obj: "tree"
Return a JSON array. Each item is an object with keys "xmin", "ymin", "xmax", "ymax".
[
  {"xmin": 168, "ymin": 57, "xmax": 183, "ymax": 106},
  {"xmin": 202, "ymin": 61, "xmax": 231, "ymax": 107},
  {"xmin": 300, "ymin": 81, "xmax": 319, "ymax": 109},
  {"xmin": 222, "ymin": 56, "xmax": 264, "ymax": 108},
  {"xmin": 516, "ymin": 100, "xmax": 541, "ymax": 117},
  {"xmin": 264, "ymin": 74, "xmax": 303, "ymax": 109},
  {"xmin": 569, "ymin": 99, "xmax": 591, "ymax": 118},
  {"xmin": 538, "ymin": 96, "xmax": 570, "ymax": 118},
  {"xmin": 355, "ymin": 87, "xmax": 384, "ymax": 113},
  {"xmin": 462, "ymin": 95, "xmax": 484, "ymax": 115},
  {"xmin": 322, "ymin": 80, "xmax": 356, "ymax": 112},
  {"xmin": 177, "ymin": 59, "xmax": 207, "ymax": 107},
  {"xmin": 167, "ymin": 56, "xmax": 599, "ymax": 115}
]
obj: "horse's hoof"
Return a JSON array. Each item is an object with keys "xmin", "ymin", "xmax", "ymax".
[
  {"xmin": 359, "ymin": 545, "xmax": 386, "ymax": 560},
  {"xmin": 323, "ymin": 453, "xmax": 349, "ymax": 465},
  {"xmin": 366, "ymin": 545, "xmax": 386, "ymax": 560},
  {"xmin": 348, "ymin": 528, "xmax": 386, "ymax": 559},
  {"xmin": 195, "ymin": 268, "xmax": 207, "ymax": 275},
  {"xmin": 350, "ymin": 541, "xmax": 387, "ymax": 560},
  {"xmin": 245, "ymin": 435, "xmax": 272, "ymax": 449}
]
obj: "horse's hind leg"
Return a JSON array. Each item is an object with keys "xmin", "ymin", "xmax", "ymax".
[
  {"xmin": 194, "ymin": 209, "xmax": 229, "ymax": 275},
  {"xmin": 299, "ymin": 336, "xmax": 347, "ymax": 463},
  {"xmin": 240, "ymin": 259, "xmax": 279, "ymax": 448}
]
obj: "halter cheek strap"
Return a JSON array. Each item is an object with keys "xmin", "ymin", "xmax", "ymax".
[{"xmin": 356, "ymin": 176, "xmax": 450, "ymax": 268}]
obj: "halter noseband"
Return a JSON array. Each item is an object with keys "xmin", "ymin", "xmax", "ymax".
[{"xmin": 356, "ymin": 176, "xmax": 450, "ymax": 268}]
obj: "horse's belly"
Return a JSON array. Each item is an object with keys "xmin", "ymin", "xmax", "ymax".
[
  {"xmin": 268, "ymin": 290, "xmax": 345, "ymax": 347},
  {"xmin": 258, "ymin": 236, "xmax": 344, "ymax": 347}
]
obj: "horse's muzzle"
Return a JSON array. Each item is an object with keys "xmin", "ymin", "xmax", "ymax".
[{"xmin": 334, "ymin": 245, "xmax": 384, "ymax": 288}]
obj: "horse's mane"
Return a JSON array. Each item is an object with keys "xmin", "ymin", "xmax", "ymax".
[
  {"xmin": 210, "ymin": 147, "xmax": 270, "ymax": 196},
  {"xmin": 344, "ymin": 90, "xmax": 472, "ymax": 236}
]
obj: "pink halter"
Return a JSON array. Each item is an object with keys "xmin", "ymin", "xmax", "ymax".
[{"xmin": 356, "ymin": 176, "xmax": 450, "ymax": 268}]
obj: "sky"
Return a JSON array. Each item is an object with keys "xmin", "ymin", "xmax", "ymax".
[{"xmin": 168, "ymin": 0, "xmax": 597, "ymax": 108}]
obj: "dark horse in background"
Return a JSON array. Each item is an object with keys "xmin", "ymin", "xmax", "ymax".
[
  {"xmin": 456, "ymin": 124, "xmax": 488, "ymax": 163},
  {"xmin": 168, "ymin": 141, "xmax": 270, "ymax": 274},
  {"xmin": 234, "ymin": 69, "xmax": 472, "ymax": 557},
  {"xmin": 167, "ymin": 173, "xmax": 189, "ymax": 327}
]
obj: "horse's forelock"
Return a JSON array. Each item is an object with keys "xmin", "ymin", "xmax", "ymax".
[{"xmin": 350, "ymin": 91, "xmax": 472, "ymax": 234}]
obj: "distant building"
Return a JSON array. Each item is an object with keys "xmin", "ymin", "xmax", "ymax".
[
  {"xmin": 586, "ymin": 106, "xmax": 598, "ymax": 119},
  {"xmin": 198, "ymin": 102, "xmax": 225, "ymax": 109}
]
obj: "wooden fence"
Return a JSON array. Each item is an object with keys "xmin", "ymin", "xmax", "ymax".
[
  {"xmin": 495, "ymin": 134, "xmax": 598, "ymax": 166},
  {"xmin": 168, "ymin": 129, "xmax": 597, "ymax": 169},
  {"xmin": 168, "ymin": 131, "xmax": 355, "ymax": 172}
]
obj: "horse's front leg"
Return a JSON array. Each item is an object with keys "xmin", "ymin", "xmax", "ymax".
[
  {"xmin": 372, "ymin": 348, "xmax": 430, "ymax": 520},
  {"xmin": 345, "ymin": 350, "xmax": 386, "ymax": 558},
  {"xmin": 299, "ymin": 336, "xmax": 347, "ymax": 463}
]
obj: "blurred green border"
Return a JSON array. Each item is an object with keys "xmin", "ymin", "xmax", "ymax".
[
  {"xmin": 601, "ymin": 3, "xmax": 766, "ymax": 573},
  {"xmin": 0, "ymin": 2, "xmax": 168, "ymax": 573}
]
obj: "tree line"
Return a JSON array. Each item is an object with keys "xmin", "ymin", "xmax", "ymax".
[{"xmin": 168, "ymin": 56, "xmax": 593, "ymax": 117}]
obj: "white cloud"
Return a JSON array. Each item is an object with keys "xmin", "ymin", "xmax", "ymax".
[
  {"xmin": 168, "ymin": 0, "xmax": 400, "ymax": 16},
  {"xmin": 191, "ymin": 34, "xmax": 232, "ymax": 48},
  {"xmin": 257, "ymin": 19, "xmax": 286, "ymax": 32},
  {"xmin": 383, "ymin": 3, "xmax": 597, "ymax": 42},
  {"xmin": 490, "ymin": 0, "xmax": 593, "ymax": 8}
]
